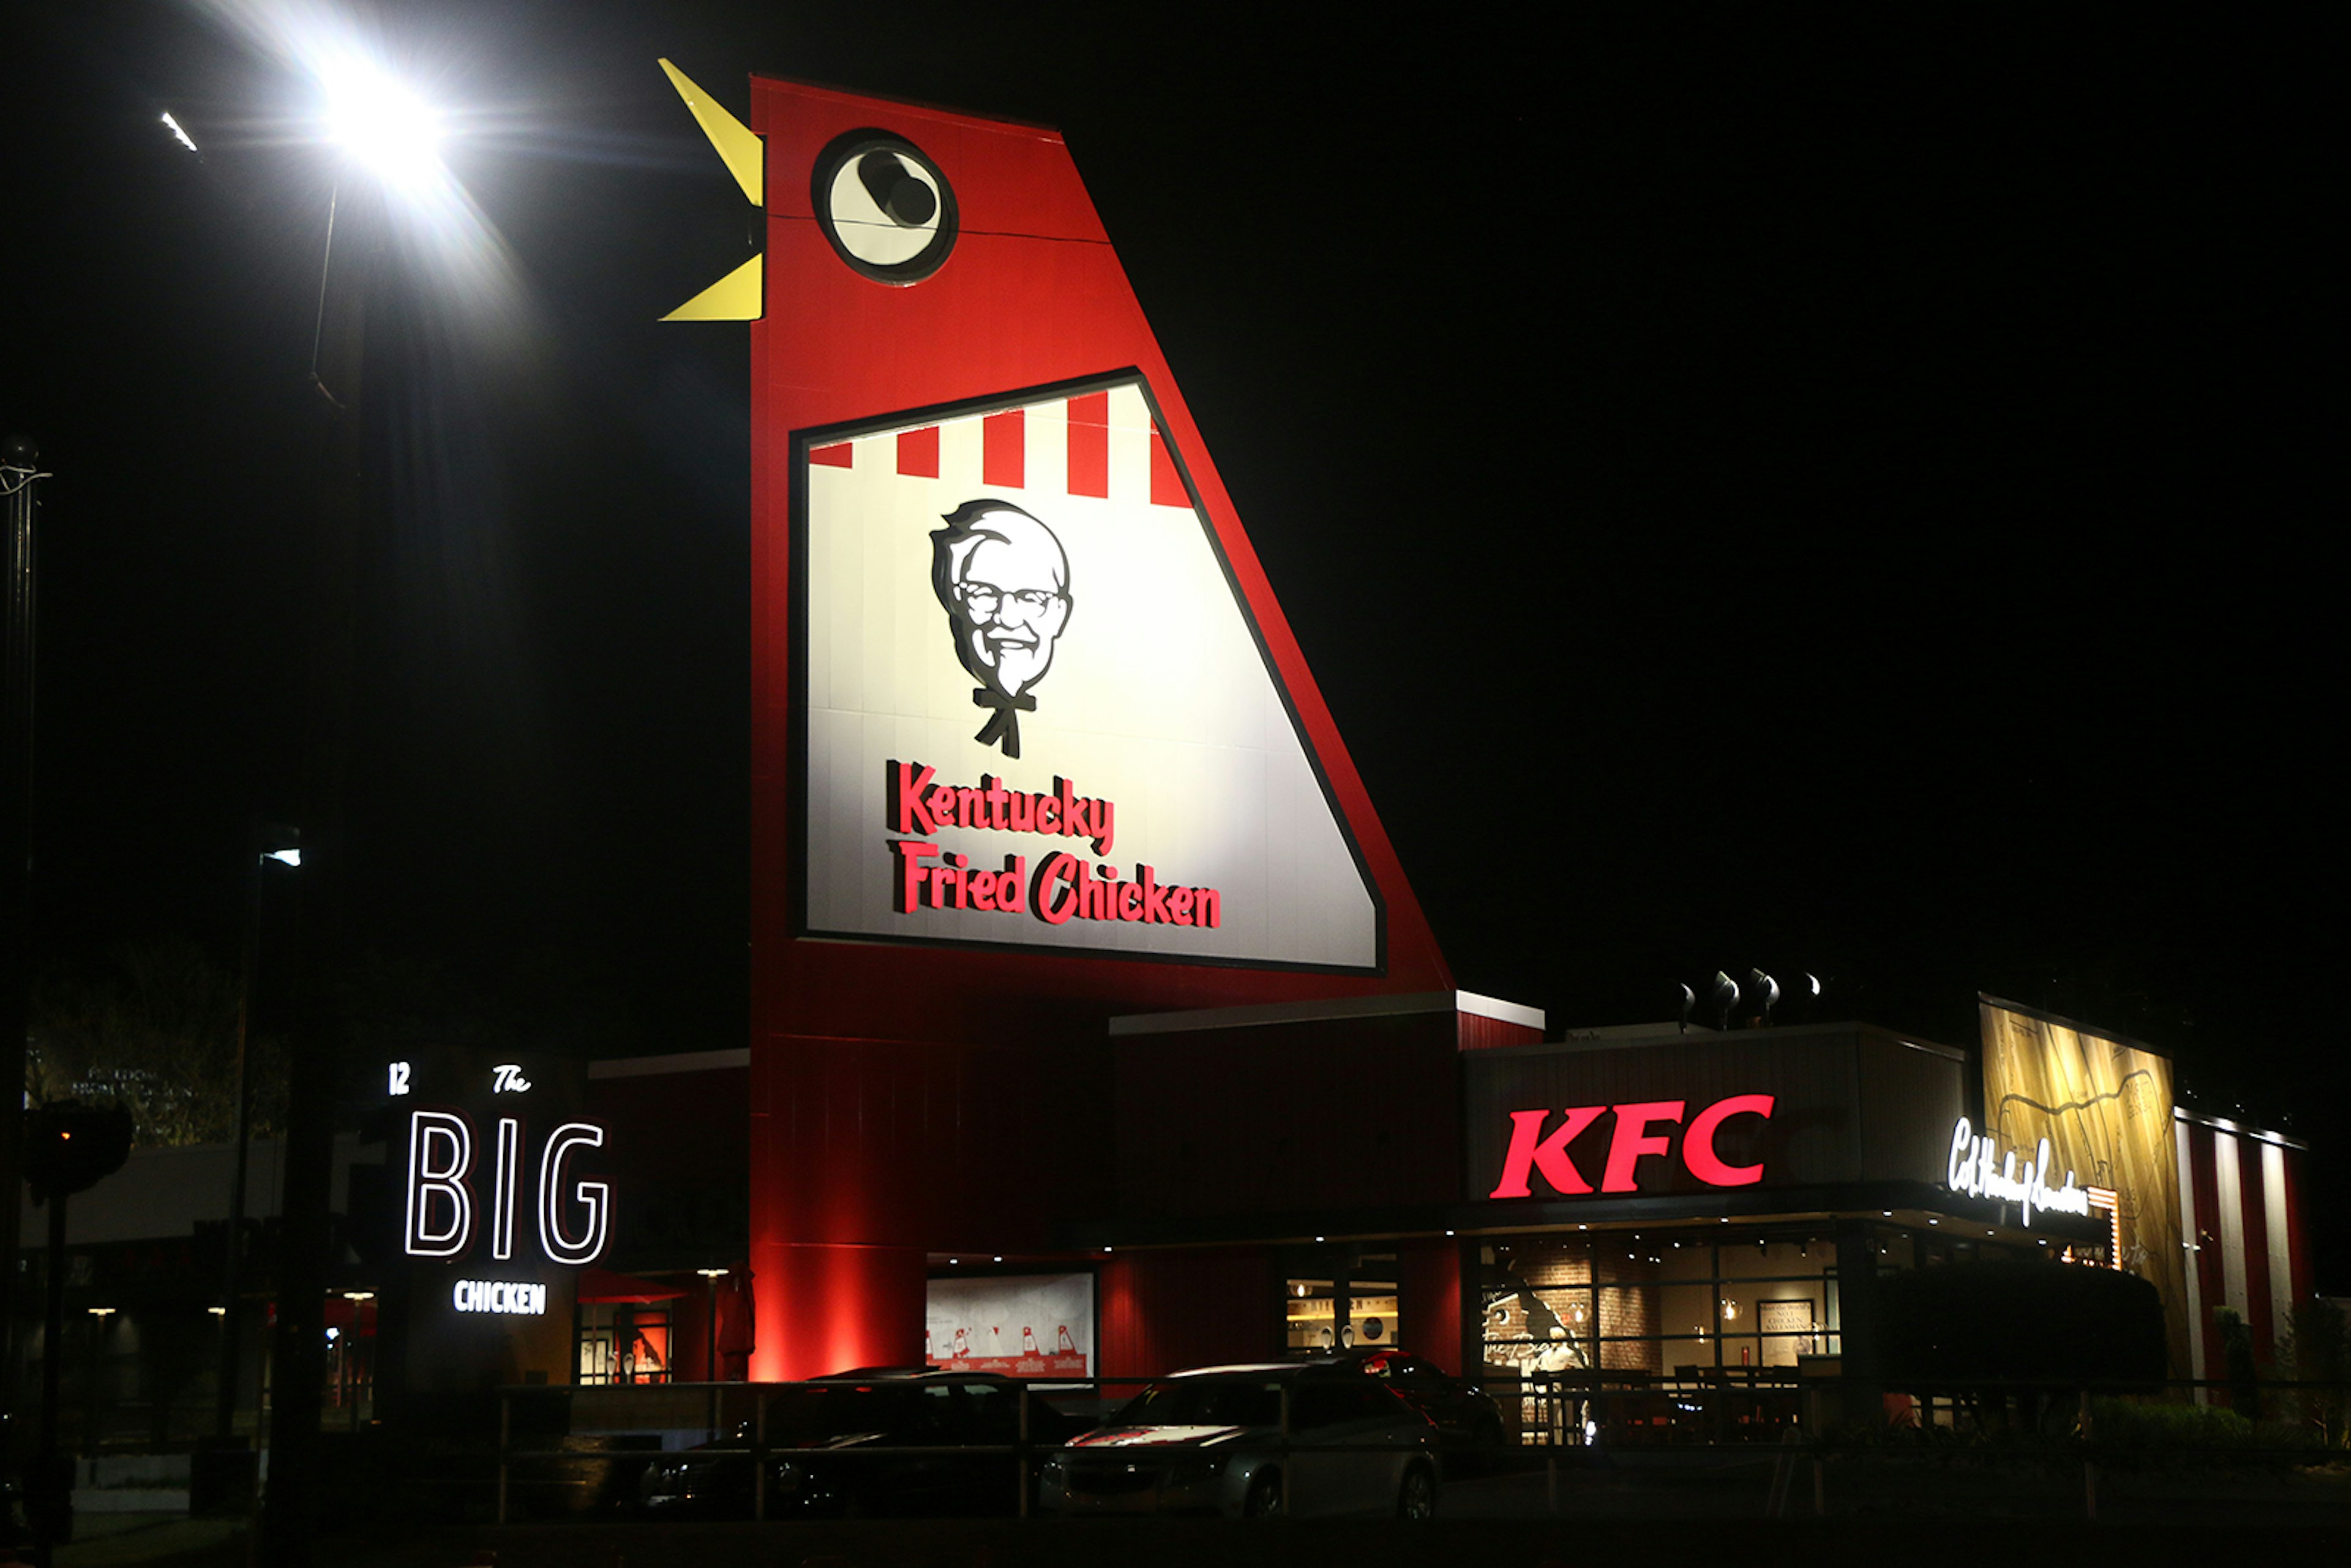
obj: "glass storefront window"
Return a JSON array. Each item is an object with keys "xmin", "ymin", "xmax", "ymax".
[
  {"xmin": 1282, "ymin": 1251, "xmax": 1400, "ymax": 1354},
  {"xmin": 576, "ymin": 1303, "xmax": 673, "ymax": 1385},
  {"xmin": 1480, "ymin": 1229, "xmax": 1854, "ymax": 1445}
]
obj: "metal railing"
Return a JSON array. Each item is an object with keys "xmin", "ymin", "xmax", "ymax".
[{"xmin": 475, "ymin": 1371, "xmax": 2351, "ymax": 1526}]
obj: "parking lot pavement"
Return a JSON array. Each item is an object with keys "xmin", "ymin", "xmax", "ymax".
[
  {"xmin": 227, "ymin": 1515, "xmax": 2351, "ymax": 1568},
  {"xmin": 26, "ymin": 1465, "xmax": 2349, "ymax": 1568},
  {"xmin": 49, "ymin": 1516, "xmax": 243, "ymax": 1567}
]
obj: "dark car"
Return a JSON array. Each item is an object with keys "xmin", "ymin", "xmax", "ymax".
[
  {"xmin": 636, "ymin": 1369, "xmax": 1089, "ymax": 1518},
  {"xmin": 1334, "ymin": 1349, "xmax": 1504, "ymax": 1449},
  {"xmin": 1039, "ymin": 1361, "xmax": 1442, "ymax": 1519}
]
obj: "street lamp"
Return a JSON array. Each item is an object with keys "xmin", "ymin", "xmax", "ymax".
[
  {"xmin": 318, "ymin": 58, "xmax": 443, "ymax": 194},
  {"xmin": 158, "ymin": 35, "xmax": 478, "ymax": 1564},
  {"xmin": 1, "ymin": 433, "xmax": 51, "ymax": 1419},
  {"xmin": 216, "ymin": 821, "xmax": 301, "ymax": 1442}
]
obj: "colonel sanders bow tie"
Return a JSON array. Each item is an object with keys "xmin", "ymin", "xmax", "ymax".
[{"xmin": 972, "ymin": 686, "xmax": 1036, "ymax": 759}]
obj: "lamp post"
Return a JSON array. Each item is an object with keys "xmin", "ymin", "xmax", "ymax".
[
  {"xmin": 696, "ymin": 1269, "xmax": 729, "ymax": 1384},
  {"xmin": 216, "ymin": 822, "xmax": 301, "ymax": 1442},
  {"xmin": 2, "ymin": 433, "xmax": 51, "ymax": 1423},
  {"xmin": 696, "ymin": 1268, "xmax": 728, "ymax": 1439},
  {"xmin": 244, "ymin": 62, "xmax": 441, "ymax": 1568}
]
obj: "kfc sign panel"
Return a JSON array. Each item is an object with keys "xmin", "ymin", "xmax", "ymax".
[
  {"xmin": 1489, "ymin": 1095, "xmax": 1778, "ymax": 1199},
  {"xmin": 798, "ymin": 376, "xmax": 1379, "ymax": 969}
]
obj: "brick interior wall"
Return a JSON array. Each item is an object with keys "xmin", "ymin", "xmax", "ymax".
[{"xmin": 1485, "ymin": 1240, "xmax": 1663, "ymax": 1375}]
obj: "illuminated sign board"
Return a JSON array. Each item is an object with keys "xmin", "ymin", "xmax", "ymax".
[
  {"xmin": 797, "ymin": 377, "xmax": 1379, "ymax": 970},
  {"xmin": 364, "ymin": 1049, "xmax": 594, "ymax": 1390},
  {"xmin": 1978, "ymin": 998, "xmax": 2186, "ymax": 1368},
  {"xmin": 1488, "ymin": 1095, "xmax": 1777, "ymax": 1199},
  {"xmin": 926, "ymin": 1272, "xmax": 1095, "ymax": 1377},
  {"xmin": 1944, "ymin": 1116, "xmax": 2090, "ymax": 1226},
  {"xmin": 402, "ymin": 1110, "xmax": 611, "ymax": 1266},
  {"xmin": 453, "ymin": 1280, "xmax": 549, "ymax": 1316}
]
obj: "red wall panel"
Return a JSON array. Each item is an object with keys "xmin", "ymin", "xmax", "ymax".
[
  {"xmin": 1458, "ymin": 1013, "xmax": 1544, "ymax": 1052},
  {"xmin": 1098, "ymin": 1247, "xmax": 1277, "ymax": 1385}
]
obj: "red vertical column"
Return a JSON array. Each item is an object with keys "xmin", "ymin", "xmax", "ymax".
[
  {"xmin": 1397, "ymin": 1236, "xmax": 1464, "ymax": 1378},
  {"xmin": 746, "ymin": 1037, "xmax": 929, "ymax": 1381},
  {"xmin": 2281, "ymin": 1144, "xmax": 2314, "ymax": 1311},
  {"xmin": 2241, "ymin": 1138, "xmax": 2274, "ymax": 1365}
]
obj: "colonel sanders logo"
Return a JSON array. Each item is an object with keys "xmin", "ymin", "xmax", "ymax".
[{"xmin": 930, "ymin": 500, "xmax": 1073, "ymax": 759}]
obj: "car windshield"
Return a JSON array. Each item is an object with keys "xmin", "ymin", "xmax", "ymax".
[{"xmin": 1116, "ymin": 1376, "xmax": 1283, "ymax": 1428}]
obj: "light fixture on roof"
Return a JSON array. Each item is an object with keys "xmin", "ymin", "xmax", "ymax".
[
  {"xmin": 1711, "ymin": 972, "xmax": 1740, "ymax": 1031},
  {"xmin": 1749, "ymin": 969, "xmax": 1780, "ymax": 1026}
]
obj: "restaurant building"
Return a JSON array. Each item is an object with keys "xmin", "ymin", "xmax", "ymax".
[{"xmin": 13, "ymin": 71, "xmax": 2325, "ymax": 1447}]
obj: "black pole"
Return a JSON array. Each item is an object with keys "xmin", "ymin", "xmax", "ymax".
[
  {"xmin": 2, "ymin": 433, "xmax": 45, "ymax": 1436},
  {"xmin": 261, "ymin": 179, "xmax": 373, "ymax": 1568},
  {"xmin": 32, "ymin": 1190, "xmax": 70, "ymax": 1566},
  {"xmin": 216, "ymin": 825, "xmax": 268, "ymax": 1441}
]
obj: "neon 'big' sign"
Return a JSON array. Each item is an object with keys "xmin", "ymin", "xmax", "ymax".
[
  {"xmin": 404, "ymin": 1110, "xmax": 611, "ymax": 1265},
  {"xmin": 1489, "ymin": 1095, "xmax": 1777, "ymax": 1199}
]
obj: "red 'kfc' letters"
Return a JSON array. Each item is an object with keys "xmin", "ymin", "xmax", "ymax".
[{"xmin": 1489, "ymin": 1095, "xmax": 1778, "ymax": 1199}]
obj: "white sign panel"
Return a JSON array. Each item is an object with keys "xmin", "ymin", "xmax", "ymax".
[
  {"xmin": 926, "ymin": 1271, "xmax": 1095, "ymax": 1378},
  {"xmin": 798, "ymin": 377, "xmax": 1379, "ymax": 969}
]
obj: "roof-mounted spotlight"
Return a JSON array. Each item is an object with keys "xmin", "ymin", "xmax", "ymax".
[{"xmin": 1710, "ymin": 971, "xmax": 1739, "ymax": 1032}]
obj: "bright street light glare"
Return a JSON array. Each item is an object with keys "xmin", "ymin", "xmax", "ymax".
[
  {"xmin": 160, "ymin": 111, "xmax": 200, "ymax": 154},
  {"xmin": 319, "ymin": 58, "xmax": 442, "ymax": 190},
  {"xmin": 264, "ymin": 847, "xmax": 302, "ymax": 867}
]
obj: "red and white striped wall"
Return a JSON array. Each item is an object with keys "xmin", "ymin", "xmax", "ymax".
[
  {"xmin": 809, "ymin": 386, "xmax": 1194, "ymax": 509},
  {"xmin": 2175, "ymin": 1108, "xmax": 2312, "ymax": 1383}
]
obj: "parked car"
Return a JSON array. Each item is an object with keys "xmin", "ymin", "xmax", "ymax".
[
  {"xmin": 1335, "ymin": 1348, "xmax": 1505, "ymax": 1449},
  {"xmin": 636, "ymin": 1368, "xmax": 1088, "ymax": 1518},
  {"xmin": 1038, "ymin": 1362, "xmax": 1442, "ymax": 1518}
]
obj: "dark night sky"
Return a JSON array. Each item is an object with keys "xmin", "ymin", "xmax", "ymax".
[{"xmin": 2, "ymin": 8, "xmax": 2341, "ymax": 1278}]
